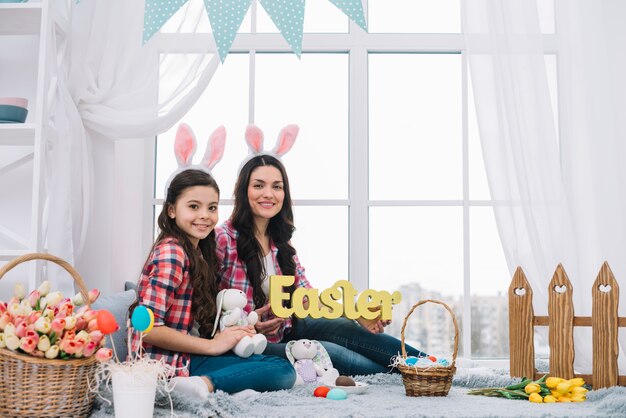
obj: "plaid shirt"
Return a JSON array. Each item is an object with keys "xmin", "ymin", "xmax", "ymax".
[
  {"xmin": 215, "ymin": 219, "xmax": 311, "ymax": 343},
  {"xmin": 134, "ymin": 237, "xmax": 194, "ymax": 376}
]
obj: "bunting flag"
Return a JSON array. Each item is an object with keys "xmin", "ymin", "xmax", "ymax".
[
  {"xmin": 328, "ymin": 0, "xmax": 368, "ymax": 31},
  {"xmin": 143, "ymin": 0, "xmax": 190, "ymax": 44},
  {"xmin": 258, "ymin": 0, "xmax": 305, "ymax": 57},
  {"xmin": 136, "ymin": 0, "xmax": 367, "ymax": 61},
  {"xmin": 205, "ymin": 0, "xmax": 254, "ymax": 62}
]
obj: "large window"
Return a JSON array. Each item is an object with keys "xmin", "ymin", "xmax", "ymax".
[{"xmin": 153, "ymin": 0, "xmax": 556, "ymax": 360}]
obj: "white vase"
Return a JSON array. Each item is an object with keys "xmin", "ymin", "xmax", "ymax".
[{"xmin": 111, "ymin": 366, "xmax": 158, "ymax": 418}]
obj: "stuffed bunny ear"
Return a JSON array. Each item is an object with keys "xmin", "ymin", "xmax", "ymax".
[
  {"xmin": 211, "ymin": 289, "xmax": 227, "ymax": 337},
  {"xmin": 312, "ymin": 340, "xmax": 334, "ymax": 370},
  {"xmin": 245, "ymin": 124, "xmax": 264, "ymax": 154},
  {"xmin": 272, "ymin": 124, "xmax": 299, "ymax": 157},
  {"xmin": 174, "ymin": 123, "xmax": 197, "ymax": 167},
  {"xmin": 201, "ymin": 126, "xmax": 226, "ymax": 171},
  {"xmin": 285, "ymin": 340, "xmax": 297, "ymax": 366}
]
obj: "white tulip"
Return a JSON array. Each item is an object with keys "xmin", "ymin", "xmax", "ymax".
[
  {"xmin": 4, "ymin": 323, "xmax": 16, "ymax": 336},
  {"xmin": 45, "ymin": 345, "xmax": 60, "ymax": 359},
  {"xmin": 44, "ymin": 291, "xmax": 63, "ymax": 308},
  {"xmin": 34, "ymin": 317, "xmax": 51, "ymax": 334},
  {"xmin": 37, "ymin": 335, "xmax": 51, "ymax": 352},
  {"xmin": 5, "ymin": 334, "xmax": 19, "ymax": 351},
  {"xmin": 13, "ymin": 283, "xmax": 25, "ymax": 300},
  {"xmin": 37, "ymin": 280, "xmax": 51, "ymax": 297}
]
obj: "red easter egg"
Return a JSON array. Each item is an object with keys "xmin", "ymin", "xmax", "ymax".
[
  {"xmin": 96, "ymin": 309, "xmax": 119, "ymax": 335},
  {"xmin": 428, "ymin": 355, "xmax": 437, "ymax": 362},
  {"xmin": 313, "ymin": 386, "xmax": 331, "ymax": 398}
]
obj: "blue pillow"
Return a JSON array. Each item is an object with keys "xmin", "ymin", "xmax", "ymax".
[{"xmin": 92, "ymin": 289, "xmax": 136, "ymax": 362}]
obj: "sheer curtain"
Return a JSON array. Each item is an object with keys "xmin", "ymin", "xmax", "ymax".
[
  {"xmin": 44, "ymin": 0, "xmax": 218, "ymax": 294},
  {"xmin": 463, "ymin": 0, "xmax": 626, "ymax": 374}
]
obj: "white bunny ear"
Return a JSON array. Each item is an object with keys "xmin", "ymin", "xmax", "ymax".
[
  {"xmin": 285, "ymin": 340, "xmax": 297, "ymax": 365},
  {"xmin": 211, "ymin": 289, "xmax": 227, "ymax": 337},
  {"xmin": 271, "ymin": 124, "xmax": 298, "ymax": 157},
  {"xmin": 174, "ymin": 123, "xmax": 197, "ymax": 167},
  {"xmin": 201, "ymin": 126, "xmax": 226, "ymax": 171},
  {"xmin": 245, "ymin": 124, "xmax": 264, "ymax": 154}
]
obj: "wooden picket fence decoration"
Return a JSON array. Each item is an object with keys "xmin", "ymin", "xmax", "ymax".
[{"xmin": 509, "ymin": 262, "xmax": 625, "ymax": 389}]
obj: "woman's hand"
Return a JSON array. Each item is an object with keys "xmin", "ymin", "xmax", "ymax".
[
  {"xmin": 253, "ymin": 304, "xmax": 285, "ymax": 336},
  {"xmin": 210, "ymin": 325, "xmax": 256, "ymax": 355}
]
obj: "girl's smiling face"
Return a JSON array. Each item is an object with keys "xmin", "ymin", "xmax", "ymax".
[{"xmin": 168, "ymin": 185, "xmax": 219, "ymax": 247}]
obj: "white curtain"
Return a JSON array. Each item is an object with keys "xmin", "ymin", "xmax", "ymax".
[
  {"xmin": 43, "ymin": 0, "xmax": 218, "ymax": 294},
  {"xmin": 463, "ymin": 0, "xmax": 626, "ymax": 374}
]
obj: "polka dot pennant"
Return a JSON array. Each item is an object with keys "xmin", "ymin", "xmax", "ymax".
[
  {"xmin": 328, "ymin": 0, "xmax": 368, "ymax": 32},
  {"xmin": 142, "ymin": 0, "xmax": 190, "ymax": 45},
  {"xmin": 205, "ymin": 0, "xmax": 254, "ymax": 62},
  {"xmin": 259, "ymin": 0, "xmax": 305, "ymax": 57}
]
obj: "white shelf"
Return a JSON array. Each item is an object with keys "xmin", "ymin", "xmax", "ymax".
[
  {"xmin": 0, "ymin": 3, "xmax": 42, "ymax": 35},
  {"xmin": 0, "ymin": 124, "xmax": 35, "ymax": 145}
]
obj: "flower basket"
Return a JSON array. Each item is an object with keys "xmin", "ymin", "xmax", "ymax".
[
  {"xmin": 0, "ymin": 253, "xmax": 98, "ymax": 417},
  {"xmin": 397, "ymin": 299, "xmax": 459, "ymax": 397}
]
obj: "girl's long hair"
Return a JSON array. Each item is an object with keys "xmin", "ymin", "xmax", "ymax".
[
  {"xmin": 231, "ymin": 155, "xmax": 297, "ymax": 309},
  {"xmin": 138, "ymin": 169, "xmax": 220, "ymax": 338}
]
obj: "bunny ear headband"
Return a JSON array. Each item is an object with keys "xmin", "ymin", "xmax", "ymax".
[
  {"xmin": 238, "ymin": 123, "xmax": 299, "ymax": 171},
  {"xmin": 163, "ymin": 123, "xmax": 227, "ymax": 198}
]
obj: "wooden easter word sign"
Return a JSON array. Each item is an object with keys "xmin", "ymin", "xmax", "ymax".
[{"xmin": 269, "ymin": 276, "xmax": 402, "ymax": 320}]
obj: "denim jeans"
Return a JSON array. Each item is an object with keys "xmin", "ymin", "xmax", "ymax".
[
  {"xmin": 190, "ymin": 352, "xmax": 296, "ymax": 394},
  {"xmin": 262, "ymin": 317, "xmax": 427, "ymax": 376}
]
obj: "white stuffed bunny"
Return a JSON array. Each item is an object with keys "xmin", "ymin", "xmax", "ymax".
[
  {"xmin": 286, "ymin": 339, "xmax": 339, "ymax": 386},
  {"xmin": 211, "ymin": 289, "xmax": 267, "ymax": 358}
]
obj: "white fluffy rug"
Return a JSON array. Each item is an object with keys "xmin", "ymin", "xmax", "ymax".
[{"xmin": 90, "ymin": 367, "xmax": 626, "ymax": 418}]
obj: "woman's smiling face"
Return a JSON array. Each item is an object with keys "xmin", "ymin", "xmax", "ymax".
[{"xmin": 247, "ymin": 165, "xmax": 285, "ymax": 222}]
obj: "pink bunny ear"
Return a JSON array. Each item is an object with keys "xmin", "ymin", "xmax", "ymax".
[
  {"xmin": 272, "ymin": 124, "xmax": 299, "ymax": 157},
  {"xmin": 245, "ymin": 124, "xmax": 264, "ymax": 153},
  {"xmin": 174, "ymin": 123, "xmax": 197, "ymax": 167},
  {"xmin": 201, "ymin": 126, "xmax": 226, "ymax": 171}
]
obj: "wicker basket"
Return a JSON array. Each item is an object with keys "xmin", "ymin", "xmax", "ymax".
[
  {"xmin": 398, "ymin": 299, "xmax": 459, "ymax": 397},
  {"xmin": 0, "ymin": 253, "xmax": 98, "ymax": 417}
]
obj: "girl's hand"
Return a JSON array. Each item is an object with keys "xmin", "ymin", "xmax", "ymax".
[
  {"xmin": 210, "ymin": 325, "xmax": 256, "ymax": 355},
  {"xmin": 253, "ymin": 304, "xmax": 285, "ymax": 336},
  {"xmin": 356, "ymin": 317, "xmax": 387, "ymax": 334}
]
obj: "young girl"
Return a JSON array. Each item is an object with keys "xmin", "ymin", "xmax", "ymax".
[
  {"xmin": 215, "ymin": 128, "xmax": 427, "ymax": 375},
  {"xmin": 134, "ymin": 169, "xmax": 295, "ymax": 396}
]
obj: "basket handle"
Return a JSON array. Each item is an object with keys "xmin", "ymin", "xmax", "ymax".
[
  {"xmin": 0, "ymin": 253, "xmax": 90, "ymax": 308},
  {"xmin": 400, "ymin": 299, "xmax": 459, "ymax": 364}
]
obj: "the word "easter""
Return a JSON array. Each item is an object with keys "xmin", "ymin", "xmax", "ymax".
[{"xmin": 269, "ymin": 276, "xmax": 402, "ymax": 320}]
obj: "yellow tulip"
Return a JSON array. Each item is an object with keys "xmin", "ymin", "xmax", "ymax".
[
  {"xmin": 546, "ymin": 377, "xmax": 564, "ymax": 388},
  {"xmin": 570, "ymin": 395, "xmax": 586, "ymax": 402},
  {"xmin": 558, "ymin": 397, "xmax": 571, "ymax": 402},
  {"xmin": 543, "ymin": 395, "xmax": 557, "ymax": 403},
  {"xmin": 568, "ymin": 378, "xmax": 585, "ymax": 387},
  {"xmin": 529, "ymin": 393, "xmax": 543, "ymax": 403},
  {"xmin": 571, "ymin": 386, "xmax": 588, "ymax": 395},
  {"xmin": 556, "ymin": 381, "xmax": 572, "ymax": 394},
  {"xmin": 524, "ymin": 383, "xmax": 541, "ymax": 394},
  {"xmin": 550, "ymin": 390, "xmax": 561, "ymax": 397}
]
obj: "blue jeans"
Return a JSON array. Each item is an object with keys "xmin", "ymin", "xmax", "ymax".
[
  {"xmin": 263, "ymin": 317, "xmax": 427, "ymax": 376},
  {"xmin": 190, "ymin": 352, "xmax": 296, "ymax": 394}
]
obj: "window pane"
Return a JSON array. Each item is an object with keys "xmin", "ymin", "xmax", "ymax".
[
  {"xmin": 255, "ymin": 53, "xmax": 348, "ymax": 200},
  {"xmin": 291, "ymin": 206, "xmax": 348, "ymax": 290},
  {"xmin": 257, "ymin": 0, "xmax": 348, "ymax": 33},
  {"xmin": 468, "ymin": 71, "xmax": 491, "ymax": 200},
  {"xmin": 369, "ymin": 54, "xmax": 462, "ymax": 200},
  {"xmin": 162, "ymin": 0, "xmax": 252, "ymax": 33},
  {"xmin": 156, "ymin": 54, "xmax": 249, "ymax": 200},
  {"xmin": 368, "ymin": 0, "xmax": 461, "ymax": 33},
  {"xmin": 470, "ymin": 207, "xmax": 509, "ymax": 358},
  {"xmin": 370, "ymin": 207, "xmax": 463, "ymax": 356},
  {"xmin": 537, "ymin": 0, "xmax": 555, "ymax": 34}
]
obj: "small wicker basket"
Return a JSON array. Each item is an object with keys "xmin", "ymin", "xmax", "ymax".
[
  {"xmin": 0, "ymin": 253, "xmax": 98, "ymax": 417},
  {"xmin": 398, "ymin": 299, "xmax": 459, "ymax": 397}
]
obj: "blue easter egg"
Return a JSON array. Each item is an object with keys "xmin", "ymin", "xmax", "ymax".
[
  {"xmin": 131, "ymin": 305, "xmax": 154, "ymax": 332},
  {"xmin": 326, "ymin": 388, "xmax": 348, "ymax": 400},
  {"xmin": 405, "ymin": 357, "xmax": 418, "ymax": 366},
  {"xmin": 437, "ymin": 359, "xmax": 450, "ymax": 366}
]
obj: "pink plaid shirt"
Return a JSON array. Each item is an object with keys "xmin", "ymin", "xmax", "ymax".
[
  {"xmin": 215, "ymin": 219, "xmax": 311, "ymax": 343},
  {"xmin": 134, "ymin": 237, "xmax": 194, "ymax": 376}
]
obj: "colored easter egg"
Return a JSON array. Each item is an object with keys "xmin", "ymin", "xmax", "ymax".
[
  {"xmin": 405, "ymin": 357, "xmax": 418, "ymax": 366},
  {"xmin": 131, "ymin": 305, "xmax": 154, "ymax": 333},
  {"xmin": 437, "ymin": 359, "xmax": 450, "ymax": 366},
  {"xmin": 96, "ymin": 309, "xmax": 119, "ymax": 335},
  {"xmin": 326, "ymin": 388, "xmax": 348, "ymax": 400},
  {"xmin": 313, "ymin": 386, "xmax": 331, "ymax": 398},
  {"xmin": 428, "ymin": 355, "xmax": 437, "ymax": 362}
]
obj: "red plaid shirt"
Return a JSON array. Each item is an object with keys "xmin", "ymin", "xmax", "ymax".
[
  {"xmin": 215, "ymin": 219, "xmax": 311, "ymax": 343},
  {"xmin": 134, "ymin": 237, "xmax": 194, "ymax": 376}
]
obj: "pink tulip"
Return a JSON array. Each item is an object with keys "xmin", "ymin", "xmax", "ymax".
[
  {"xmin": 0, "ymin": 302, "xmax": 6, "ymax": 314},
  {"xmin": 57, "ymin": 301, "xmax": 74, "ymax": 318},
  {"xmin": 87, "ymin": 318, "xmax": 99, "ymax": 332},
  {"xmin": 19, "ymin": 336, "xmax": 38, "ymax": 353},
  {"xmin": 0, "ymin": 312, "xmax": 12, "ymax": 330},
  {"xmin": 75, "ymin": 305, "xmax": 90, "ymax": 316},
  {"xmin": 5, "ymin": 334, "xmax": 19, "ymax": 350},
  {"xmin": 34, "ymin": 317, "xmax": 51, "ymax": 334},
  {"xmin": 50, "ymin": 318, "xmax": 66, "ymax": 335},
  {"xmin": 37, "ymin": 335, "xmax": 51, "ymax": 352},
  {"xmin": 75, "ymin": 330, "xmax": 89, "ymax": 344},
  {"xmin": 27, "ymin": 290, "xmax": 40, "ymax": 308},
  {"xmin": 74, "ymin": 317, "xmax": 88, "ymax": 331},
  {"xmin": 89, "ymin": 330, "xmax": 103, "ymax": 345},
  {"xmin": 37, "ymin": 280, "xmax": 51, "ymax": 297},
  {"xmin": 15, "ymin": 321, "xmax": 28, "ymax": 338},
  {"xmin": 82, "ymin": 309, "xmax": 98, "ymax": 322},
  {"xmin": 7, "ymin": 297, "xmax": 19, "ymax": 306},
  {"xmin": 45, "ymin": 345, "xmax": 59, "ymax": 359},
  {"xmin": 61, "ymin": 339, "xmax": 84, "ymax": 356},
  {"xmin": 88, "ymin": 289, "xmax": 100, "ymax": 304},
  {"xmin": 27, "ymin": 311, "xmax": 42, "ymax": 325},
  {"xmin": 82, "ymin": 341, "xmax": 98, "ymax": 358},
  {"xmin": 25, "ymin": 329, "xmax": 38, "ymax": 341},
  {"xmin": 95, "ymin": 347, "xmax": 113, "ymax": 362}
]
